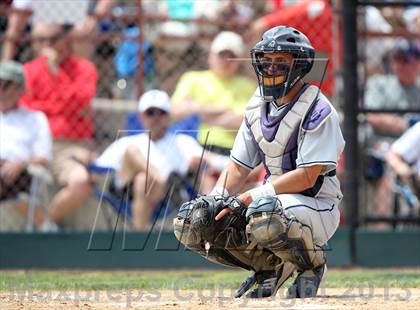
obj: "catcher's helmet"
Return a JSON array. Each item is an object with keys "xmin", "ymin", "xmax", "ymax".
[{"xmin": 251, "ymin": 26, "xmax": 315, "ymax": 101}]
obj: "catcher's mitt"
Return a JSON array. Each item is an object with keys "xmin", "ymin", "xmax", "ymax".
[{"xmin": 179, "ymin": 195, "xmax": 248, "ymax": 248}]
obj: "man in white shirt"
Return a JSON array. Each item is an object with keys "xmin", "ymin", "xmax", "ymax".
[
  {"xmin": 0, "ymin": 60, "xmax": 52, "ymax": 229},
  {"xmin": 387, "ymin": 122, "xmax": 420, "ymax": 202},
  {"xmin": 95, "ymin": 90, "xmax": 227, "ymax": 231}
]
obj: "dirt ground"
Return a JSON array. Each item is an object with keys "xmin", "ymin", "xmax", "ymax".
[{"xmin": 1, "ymin": 288, "xmax": 419, "ymax": 310}]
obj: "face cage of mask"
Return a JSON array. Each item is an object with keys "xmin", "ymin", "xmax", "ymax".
[{"xmin": 251, "ymin": 51, "xmax": 301, "ymax": 101}]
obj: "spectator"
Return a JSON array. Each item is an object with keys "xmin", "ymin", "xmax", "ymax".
[
  {"xmin": 387, "ymin": 122, "xmax": 420, "ymax": 210},
  {"xmin": 1, "ymin": 0, "xmax": 114, "ymax": 61},
  {"xmin": 171, "ymin": 31, "xmax": 255, "ymax": 154},
  {"xmin": 113, "ymin": 26, "xmax": 155, "ymax": 100},
  {"xmin": 365, "ymin": 39, "xmax": 420, "ymax": 141},
  {"xmin": 388, "ymin": 122, "xmax": 420, "ymax": 182},
  {"xmin": 95, "ymin": 90, "xmax": 228, "ymax": 231},
  {"xmin": 20, "ymin": 22, "xmax": 97, "ymax": 139},
  {"xmin": 0, "ymin": 60, "xmax": 53, "ymax": 230},
  {"xmin": 364, "ymin": 39, "xmax": 420, "ymax": 221},
  {"xmin": 147, "ymin": 0, "xmax": 253, "ymax": 37},
  {"xmin": 71, "ymin": 0, "xmax": 115, "ymax": 59},
  {"xmin": 1, "ymin": 0, "xmax": 32, "ymax": 61},
  {"xmin": 364, "ymin": 5, "xmax": 395, "ymax": 75},
  {"xmin": 403, "ymin": 6, "xmax": 420, "ymax": 34},
  {"xmin": 19, "ymin": 22, "xmax": 97, "ymax": 226}
]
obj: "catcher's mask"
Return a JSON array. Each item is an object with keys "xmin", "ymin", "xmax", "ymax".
[{"xmin": 251, "ymin": 25, "xmax": 315, "ymax": 102}]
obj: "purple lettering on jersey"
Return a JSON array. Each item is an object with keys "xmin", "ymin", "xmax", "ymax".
[{"xmin": 302, "ymin": 99, "xmax": 331, "ymax": 131}]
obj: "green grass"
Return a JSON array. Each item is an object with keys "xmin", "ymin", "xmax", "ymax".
[{"xmin": 1, "ymin": 269, "xmax": 419, "ymax": 291}]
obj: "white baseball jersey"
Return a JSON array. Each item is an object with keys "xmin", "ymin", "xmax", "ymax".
[
  {"xmin": 391, "ymin": 122, "xmax": 420, "ymax": 176},
  {"xmin": 230, "ymin": 85, "xmax": 345, "ymax": 245},
  {"xmin": 231, "ymin": 87, "xmax": 345, "ymax": 201}
]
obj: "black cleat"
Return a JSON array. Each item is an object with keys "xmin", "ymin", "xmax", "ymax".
[
  {"xmin": 287, "ymin": 264, "xmax": 326, "ymax": 298},
  {"xmin": 245, "ymin": 270, "xmax": 279, "ymax": 298},
  {"xmin": 234, "ymin": 274, "xmax": 257, "ymax": 298},
  {"xmin": 234, "ymin": 262, "xmax": 296, "ymax": 299}
]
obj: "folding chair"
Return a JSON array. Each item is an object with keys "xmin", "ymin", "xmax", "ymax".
[
  {"xmin": 88, "ymin": 162, "xmax": 197, "ymax": 230},
  {"xmin": 391, "ymin": 176, "xmax": 420, "ymax": 222},
  {"xmin": 124, "ymin": 112, "xmax": 200, "ymax": 138},
  {"xmin": 88, "ymin": 113, "xmax": 201, "ymax": 230},
  {"xmin": 0, "ymin": 164, "xmax": 54, "ymax": 232},
  {"xmin": 24, "ymin": 164, "xmax": 54, "ymax": 232}
]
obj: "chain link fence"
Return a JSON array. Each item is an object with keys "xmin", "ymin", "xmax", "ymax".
[
  {"xmin": 0, "ymin": 0, "xmax": 418, "ymax": 232},
  {"xmin": 356, "ymin": 1, "xmax": 420, "ymax": 229}
]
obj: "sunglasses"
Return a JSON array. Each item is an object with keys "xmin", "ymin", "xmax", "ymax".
[
  {"xmin": 33, "ymin": 32, "xmax": 66, "ymax": 45},
  {"xmin": 144, "ymin": 108, "xmax": 167, "ymax": 117},
  {"xmin": 0, "ymin": 79, "xmax": 17, "ymax": 90},
  {"xmin": 217, "ymin": 50, "xmax": 236, "ymax": 59}
]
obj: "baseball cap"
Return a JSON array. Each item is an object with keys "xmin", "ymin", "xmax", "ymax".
[
  {"xmin": 210, "ymin": 31, "xmax": 245, "ymax": 57},
  {"xmin": 0, "ymin": 61, "xmax": 24, "ymax": 85},
  {"xmin": 391, "ymin": 39, "xmax": 420, "ymax": 61},
  {"xmin": 138, "ymin": 89, "xmax": 171, "ymax": 113}
]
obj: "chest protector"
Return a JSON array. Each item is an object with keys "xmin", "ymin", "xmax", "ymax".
[{"xmin": 245, "ymin": 85, "xmax": 331, "ymax": 188}]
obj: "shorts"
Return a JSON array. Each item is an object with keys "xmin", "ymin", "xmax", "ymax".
[{"xmin": 52, "ymin": 140, "xmax": 92, "ymax": 186}]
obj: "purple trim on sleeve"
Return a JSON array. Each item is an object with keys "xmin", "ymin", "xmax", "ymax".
[{"xmin": 302, "ymin": 98, "xmax": 331, "ymax": 131}]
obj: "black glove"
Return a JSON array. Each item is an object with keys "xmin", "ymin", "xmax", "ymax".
[
  {"xmin": 179, "ymin": 195, "xmax": 247, "ymax": 248},
  {"xmin": 190, "ymin": 195, "xmax": 245, "ymax": 228}
]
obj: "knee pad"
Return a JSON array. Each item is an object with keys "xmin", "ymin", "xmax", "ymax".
[
  {"xmin": 246, "ymin": 196, "xmax": 325, "ymax": 271},
  {"xmin": 245, "ymin": 196, "xmax": 289, "ymax": 246}
]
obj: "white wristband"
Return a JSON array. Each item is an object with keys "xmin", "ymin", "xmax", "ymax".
[
  {"xmin": 248, "ymin": 182, "xmax": 276, "ymax": 201},
  {"xmin": 210, "ymin": 186, "xmax": 230, "ymax": 197}
]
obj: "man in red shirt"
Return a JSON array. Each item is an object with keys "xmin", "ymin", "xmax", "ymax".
[
  {"xmin": 19, "ymin": 22, "xmax": 97, "ymax": 227},
  {"xmin": 20, "ymin": 23, "xmax": 97, "ymax": 140}
]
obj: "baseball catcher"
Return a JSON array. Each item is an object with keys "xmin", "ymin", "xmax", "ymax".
[{"xmin": 174, "ymin": 25, "xmax": 344, "ymax": 298}]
